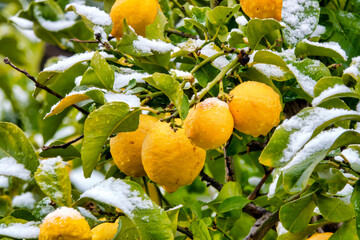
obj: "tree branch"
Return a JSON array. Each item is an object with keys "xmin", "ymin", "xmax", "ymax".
[
  {"xmin": 242, "ymin": 203, "xmax": 270, "ymax": 219},
  {"xmin": 165, "ymin": 29, "xmax": 197, "ymax": 39},
  {"xmin": 245, "ymin": 210, "xmax": 279, "ymax": 240},
  {"xmin": 199, "ymin": 169, "xmax": 223, "ymax": 191},
  {"xmin": 3, "ymin": 57, "xmax": 89, "ymax": 116},
  {"xmin": 177, "ymin": 226, "xmax": 193, "ymax": 239},
  {"xmin": 41, "ymin": 135, "xmax": 84, "ymax": 151},
  {"xmin": 224, "ymin": 137, "xmax": 236, "ymax": 182},
  {"xmin": 247, "ymin": 167, "xmax": 274, "ymax": 200}
]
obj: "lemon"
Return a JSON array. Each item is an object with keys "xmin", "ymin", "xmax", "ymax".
[
  {"xmin": 141, "ymin": 121, "xmax": 206, "ymax": 193},
  {"xmin": 307, "ymin": 232, "xmax": 333, "ymax": 240},
  {"xmin": 39, "ymin": 207, "xmax": 92, "ymax": 240},
  {"xmin": 184, "ymin": 98, "xmax": 234, "ymax": 149},
  {"xmin": 240, "ymin": 0, "xmax": 282, "ymax": 21},
  {"xmin": 91, "ymin": 221, "xmax": 119, "ymax": 240},
  {"xmin": 110, "ymin": 114, "xmax": 158, "ymax": 177},
  {"xmin": 110, "ymin": 0, "xmax": 160, "ymax": 38},
  {"xmin": 228, "ymin": 81, "xmax": 282, "ymax": 137}
]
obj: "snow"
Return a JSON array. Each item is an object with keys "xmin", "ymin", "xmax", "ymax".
[
  {"xmin": 276, "ymin": 222, "xmax": 288, "ymax": 236},
  {"xmin": 113, "ymin": 69, "xmax": 149, "ymax": 91},
  {"xmin": 170, "ymin": 69, "xmax": 193, "ymax": 79},
  {"xmin": 12, "ymin": 192, "xmax": 36, "ymax": 210},
  {"xmin": 9, "ymin": 16, "xmax": 33, "ymax": 29},
  {"xmin": 36, "ymin": 10, "xmax": 77, "ymax": 32},
  {"xmin": 200, "ymin": 97, "xmax": 229, "ymax": 109},
  {"xmin": 44, "ymin": 207, "xmax": 83, "ymax": 220},
  {"xmin": 281, "ymin": 0, "xmax": 319, "ymax": 45},
  {"xmin": 43, "ymin": 52, "xmax": 115, "ymax": 72},
  {"xmin": 235, "ymin": 16, "xmax": 248, "ymax": 26},
  {"xmin": 0, "ymin": 176, "xmax": 9, "ymax": 188},
  {"xmin": 288, "ymin": 63, "xmax": 317, "ymax": 97},
  {"xmin": 253, "ymin": 64, "xmax": 285, "ymax": 79},
  {"xmin": 337, "ymin": 148, "xmax": 360, "ymax": 172},
  {"xmin": 78, "ymin": 207, "xmax": 98, "ymax": 221},
  {"xmin": 167, "ymin": 204, "xmax": 183, "ymax": 211},
  {"xmin": 104, "ymin": 93, "xmax": 140, "ymax": 108},
  {"xmin": 302, "ymin": 39, "xmax": 348, "ymax": 60},
  {"xmin": 177, "ymin": 39, "xmax": 204, "ymax": 52},
  {"xmin": 279, "ymin": 108, "xmax": 359, "ymax": 164},
  {"xmin": 344, "ymin": 56, "xmax": 360, "ymax": 77},
  {"xmin": 248, "ymin": 176, "xmax": 261, "ymax": 186},
  {"xmin": 133, "ymin": 36, "xmax": 175, "ymax": 54},
  {"xmin": 66, "ymin": 3, "xmax": 112, "ymax": 26},
  {"xmin": 0, "ymin": 221, "xmax": 40, "ymax": 239},
  {"xmin": 312, "ymin": 84, "xmax": 353, "ymax": 106},
  {"xmin": 0, "ymin": 157, "xmax": 31, "ymax": 181},
  {"xmin": 69, "ymin": 167, "xmax": 104, "ymax": 192},
  {"xmin": 39, "ymin": 157, "xmax": 62, "ymax": 174},
  {"xmin": 80, "ymin": 178, "xmax": 155, "ymax": 217},
  {"xmin": 310, "ymin": 25, "xmax": 326, "ymax": 38},
  {"xmin": 283, "ymin": 127, "xmax": 347, "ymax": 171},
  {"xmin": 75, "ymin": 76, "xmax": 83, "ymax": 86},
  {"xmin": 268, "ymin": 170, "xmax": 280, "ymax": 198},
  {"xmin": 201, "ymin": 43, "xmax": 230, "ymax": 69},
  {"xmin": 279, "ymin": 48, "xmax": 296, "ymax": 62}
]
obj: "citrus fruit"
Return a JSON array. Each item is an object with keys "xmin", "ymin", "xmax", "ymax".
[
  {"xmin": 141, "ymin": 121, "xmax": 206, "ymax": 193},
  {"xmin": 184, "ymin": 98, "xmax": 234, "ymax": 149},
  {"xmin": 307, "ymin": 232, "xmax": 333, "ymax": 240},
  {"xmin": 110, "ymin": 0, "xmax": 160, "ymax": 38},
  {"xmin": 39, "ymin": 207, "xmax": 92, "ymax": 240},
  {"xmin": 240, "ymin": 0, "xmax": 282, "ymax": 21},
  {"xmin": 228, "ymin": 81, "xmax": 282, "ymax": 137},
  {"xmin": 110, "ymin": 114, "xmax": 158, "ymax": 177},
  {"xmin": 91, "ymin": 220, "xmax": 119, "ymax": 240}
]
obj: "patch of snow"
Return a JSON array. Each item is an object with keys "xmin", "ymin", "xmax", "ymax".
[
  {"xmin": 344, "ymin": 56, "xmax": 360, "ymax": 77},
  {"xmin": 167, "ymin": 204, "xmax": 183, "ymax": 211},
  {"xmin": 66, "ymin": 3, "xmax": 112, "ymax": 26},
  {"xmin": 310, "ymin": 25, "xmax": 326, "ymax": 38},
  {"xmin": 338, "ymin": 148, "xmax": 360, "ymax": 173},
  {"xmin": 177, "ymin": 39, "xmax": 205, "ymax": 52},
  {"xmin": 43, "ymin": 52, "xmax": 114, "ymax": 72},
  {"xmin": 235, "ymin": 16, "xmax": 248, "ymax": 26},
  {"xmin": 279, "ymin": 48, "xmax": 296, "ymax": 62},
  {"xmin": 78, "ymin": 207, "xmax": 98, "ymax": 220},
  {"xmin": 0, "ymin": 176, "xmax": 9, "ymax": 189},
  {"xmin": 133, "ymin": 36, "xmax": 175, "ymax": 54},
  {"xmin": 268, "ymin": 170, "xmax": 280, "ymax": 198},
  {"xmin": 104, "ymin": 93, "xmax": 140, "ymax": 108},
  {"xmin": 288, "ymin": 63, "xmax": 317, "ymax": 97},
  {"xmin": 302, "ymin": 39, "xmax": 347, "ymax": 60},
  {"xmin": 248, "ymin": 176, "xmax": 261, "ymax": 186},
  {"xmin": 69, "ymin": 167, "xmax": 104, "ymax": 192},
  {"xmin": 80, "ymin": 178, "xmax": 155, "ymax": 218},
  {"xmin": 276, "ymin": 222, "xmax": 288, "ymax": 236},
  {"xmin": 44, "ymin": 207, "xmax": 83, "ymax": 220},
  {"xmin": 0, "ymin": 157, "xmax": 31, "ymax": 181},
  {"xmin": 36, "ymin": 11, "xmax": 77, "ymax": 32},
  {"xmin": 312, "ymin": 84, "xmax": 353, "ymax": 106},
  {"xmin": 0, "ymin": 221, "xmax": 40, "ymax": 239},
  {"xmin": 12, "ymin": 192, "xmax": 36, "ymax": 210},
  {"xmin": 201, "ymin": 43, "xmax": 230, "ymax": 69},
  {"xmin": 9, "ymin": 16, "xmax": 33, "ymax": 28},
  {"xmin": 253, "ymin": 64, "xmax": 285, "ymax": 79},
  {"xmin": 113, "ymin": 69, "xmax": 149, "ymax": 91},
  {"xmin": 75, "ymin": 76, "xmax": 83, "ymax": 86}
]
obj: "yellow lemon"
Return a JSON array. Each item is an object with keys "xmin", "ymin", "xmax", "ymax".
[
  {"xmin": 91, "ymin": 221, "xmax": 119, "ymax": 240},
  {"xmin": 110, "ymin": 114, "xmax": 158, "ymax": 177},
  {"xmin": 39, "ymin": 207, "xmax": 92, "ymax": 240},
  {"xmin": 240, "ymin": 0, "xmax": 283, "ymax": 21},
  {"xmin": 228, "ymin": 81, "xmax": 282, "ymax": 137},
  {"xmin": 307, "ymin": 232, "xmax": 333, "ymax": 240},
  {"xmin": 184, "ymin": 98, "xmax": 234, "ymax": 149},
  {"xmin": 110, "ymin": 0, "xmax": 160, "ymax": 38},
  {"xmin": 142, "ymin": 121, "xmax": 206, "ymax": 193}
]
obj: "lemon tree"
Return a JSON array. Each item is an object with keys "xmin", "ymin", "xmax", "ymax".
[{"xmin": 1, "ymin": 0, "xmax": 360, "ymax": 239}]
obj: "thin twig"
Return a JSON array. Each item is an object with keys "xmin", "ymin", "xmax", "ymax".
[
  {"xmin": 165, "ymin": 29, "xmax": 197, "ymax": 39},
  {"xmin": 212, "ymin": 221, "xmax": 233, "ymax": 240},
  {"xmin": 224, "ymin": 136, "xmax": 235, "ymax": 182},
  {"xmin": 199, "ymin": 169, "xmax": 223, "ymax": 191},
  {"xmin": 3, "ymin": 57, "xmax": 89, "ymax": 116},
  {"xmin": 247, "ymin": 168, "xmax": 274, "ymax": 200},
  {"xmin": 41, "ymin": 135, "xmax": 84, "ymax": 151},
  {"xmin": 177, "ymin": 226, "xmax": 194, "ymax": 239},
  {"xmin": 69, "ymin": 38, "xmax": 99, "ymax": 43}
]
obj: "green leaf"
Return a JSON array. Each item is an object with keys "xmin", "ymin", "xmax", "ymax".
[
  {"xmin": 146, "ymin": 10, "xmax": 167, "ymax": 40},
  {"xmin": 315, "ymin": 194, "xmax": 355, "ymax": 222},
  {"xmin": 283, "ymin": 129, "xmax": 360, "ymax": 194},
  {"xmin": 211, "ymin": 181, "xmax": 242, "ymax": 204},
  {"xmin": 81, "ymin": 102, "xmax": 141, "ymax": 177},
  {"xmin": 351, "ymin": 180, "xmax": 360, "ymax": 239},
  {"xmin": 0, "ymin": 196, "xmax": 11, "ymax": 217},
  {"xmin": 166, "ymin": 206, "xmax": 181, "ymax": 235},
  {"xmin": 279, "ymin": 194, "xmax": 316, "ymax": 233},
  {"xmin": 113, "ymin": 216, "xmax": 141, "ymax": 240},
  {"xmin": 0, "ymin": 122, "xmax": 39, "ymax": 175},
  {"xmin": 0, "ymin": 216, "xmax": 39, "ymax": 239},
  {"xmin": 79, "ymin": 178, "xmax": 174, "ymax": 240},
  {"xmin": 39, "ymin": 140, "xmax": 81, "ymax": 159},
  {"xmin": 11, "ymin": 209, "xmax": 36, "ymax": 222},
  {"xmin": 190, "ymin": 219, "xmax": 211, "ymax": 240},
  {"xmin": 278, "ymin": 219, "xmax": 329, "ymax": 240},
  {"xmin": 33, "ymin": 197, "xmax": 56, "ymax": 221},
  {"xmin": 144, "ymin": 73, "xmax": 189, "ymax": 119},
  {"xmin": 313, "ymin": 163, "xmax": 348, "ymax": 194},
  {"xmin": 282, "ymin": 0, "xmax": 320, "ymax": 46},
  {"xmin": 329, "ymin": 219, "xmax": 359, "ymax": 240},
  {"xmin": 217, "ymin": 196, "xmax": 250, "ymax": 213},
  {"xmin": 246, "ymin": 19, "xmax": 283, "ymax": 49},
  {"xmin": 90, "ymin": 51, "xmax": 114, "ymax": 90},
  {"xmin": 295, "ymin": 39, "xmax": 348, "ymax": 61},
  {"xmin": 193, "ymin": 62, "xmax": 220, "ymax": 97},
  {"xmin": 260, "ymin": 107, "xmax": 360, "ymax": 168},
  {"xmin": 253, "ymin": 50, "xmax": 290, "ymax": 69},
  {"xmin": 35, "ymin": 158, "xmax": 72, "ymax": 206}
]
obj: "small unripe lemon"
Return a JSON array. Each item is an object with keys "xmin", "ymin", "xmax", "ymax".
[
  {"xmin": 228, "ymin": 81, "xmax": 282, "ymax": 137},
  {"xmin": 39, "ymin": 207, "xmax": 92, "ymax": 240},
  {"xmin": 307, "ymin": 232, "xmax": 333, "ymax": 240},
  {"xmin": 240, "ymin": 0, "xmax": 283, "ymax": 21},
  {"xmin": 91, "ymin": 221, "xmax": 119, "ymax": 240},
  {"xmin": 142, "ymin": 121, "xmax": 206, "ymax": 193},
  {"xmin": 110, "ymin": 114, "xmax": 158, "ymax": 177},
  {"xmin": 184, "ymin": 98, "xmax": 234, "ymax": 149},
  {"xmin": 110, "ymin": 0, "xmax": 160, "ymax": 38}
]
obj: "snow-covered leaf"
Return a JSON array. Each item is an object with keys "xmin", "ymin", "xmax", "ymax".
[
  {"xmin": 253, "ymin": 50, "xmax": 289, "ymax": 69},
  {"xmin": 295, "ymin": 39, "xmax": 348, "ymax": 61},
  {"xmin": 0, "ymin": 217, "xmax": 39, "ymax": 239},
  {"xmin": 81, "ymin": 102, "xmax": 141, "ymax": 177},
  {"xmin": 343, "ymin": 56, "xmax": 360, "ymax": 87},
  {"xmin": 79, "ymin": 178, "xmax": 174, "ymax": 240},
  {"xmin": 246, "ymin": 19, "xmax": 283, "ymax": 49},
  {"xmin": 315, "ymin": 194, "xmax": 355, "ymax": 222}
]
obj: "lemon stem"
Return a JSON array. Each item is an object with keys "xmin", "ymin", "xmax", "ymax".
[
  {"xmin": 142, "ymin": 177, "xmax": 150, "ymax": 196},
  {"xmin": 190, "ymin": 52, "xmax": 226, "ymax": 75},
  {"xmin": 138, "ymin": 107, "xmax": 159, "ymax": 114}
]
